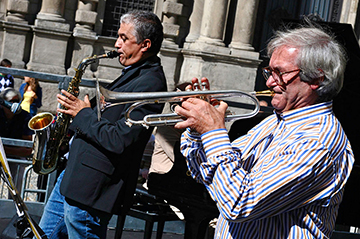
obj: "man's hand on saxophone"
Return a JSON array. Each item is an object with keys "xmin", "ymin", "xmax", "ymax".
[{"xmin": 56, "ymin": 89, "xmax": 91, "ymax": 117}]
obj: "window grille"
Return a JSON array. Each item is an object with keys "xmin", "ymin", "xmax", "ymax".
[{"xmin": 102, "ymin": 0, "xmax": 155, "ymax": 38}]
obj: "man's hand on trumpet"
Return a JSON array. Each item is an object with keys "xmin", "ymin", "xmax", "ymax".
[
  {"xmin": 174, "ymin": 77, "xmax": 228, "ymax": 135},
  {"xmin": 57, "ymin": 89, "xmax": 91, "ymax": 117}
]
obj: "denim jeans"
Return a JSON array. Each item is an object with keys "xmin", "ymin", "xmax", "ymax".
[{"xmin": 38, "ymin": 170, "xmax": 111, "ymax": 239}]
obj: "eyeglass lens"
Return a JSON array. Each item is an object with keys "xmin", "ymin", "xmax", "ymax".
[{"xmin": 262, "ymin": 67, "xmax": 283, "ymax": 85}]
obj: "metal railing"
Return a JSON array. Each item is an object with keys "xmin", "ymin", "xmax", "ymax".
[
  {"xmin": 0, "ymin": 66, "xmax": 98, "ymax": 89},
  {"xmin": 0, "ymin": 138, "xmax": 58, "ymax": 217}
]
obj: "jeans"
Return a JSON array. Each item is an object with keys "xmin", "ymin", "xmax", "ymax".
[{"xmin": 38, "ymin": 170, "xmax": 112, "ymax": 239}]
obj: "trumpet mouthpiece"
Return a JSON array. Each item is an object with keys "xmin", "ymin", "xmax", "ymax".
[{"xmin": 253, "ymin": 90, "xmax": 274, "ymax": 97}]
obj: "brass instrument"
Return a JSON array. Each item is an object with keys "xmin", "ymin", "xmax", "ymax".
[
  {"xmin": 99, "ymin": 86, "xmax": 274, "ymax": 128},
  {"xmin": 0, "ymin": 139, "xmax": 47, "ymax": 238},
  {"xmin": 29, "ymin": 50, "xmax": 120, "ymax": 175}
]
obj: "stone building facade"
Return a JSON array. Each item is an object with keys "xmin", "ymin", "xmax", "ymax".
[{"xmin": 0, "ymin": 0, "xmax": 359, "ymax": 114}]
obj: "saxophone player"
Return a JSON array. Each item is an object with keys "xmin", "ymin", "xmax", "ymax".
[{"xmin": 38, "ymin": 10, "xmax": 167, "ymax": 239}]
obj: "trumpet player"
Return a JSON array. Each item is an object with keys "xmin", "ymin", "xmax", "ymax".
[
  {"xmin": 38, "ymin": 10, "xmax": 167, "ymax": 239},
  {"xmin": 174, "ymin": 26, "xmax": 354, "ymax": 239}
]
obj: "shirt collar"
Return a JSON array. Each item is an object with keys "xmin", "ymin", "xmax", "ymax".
[{"xmin": 274, "ymin": 101, "xmax": 333, "ymax": 126}]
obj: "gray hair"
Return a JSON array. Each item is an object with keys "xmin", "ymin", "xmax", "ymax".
[
  {"xmin": 0, "ymin": 87, "xmax": 21, "ymax": 101},
  {"xmin": 267, "ymin": 27, "xmax": 347, "ymax": 102},
  {"xmin": 120, "ymin": 10, "xmax": 163, "ymax": 54}
]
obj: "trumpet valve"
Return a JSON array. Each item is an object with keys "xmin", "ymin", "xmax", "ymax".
[{"xmin": 201, "ymin": 78, "xmax": 210, "ymax": 90}]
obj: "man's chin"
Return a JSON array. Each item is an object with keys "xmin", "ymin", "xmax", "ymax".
[
  {"xmin": 119, "ymin": 60, "xmax": 128, "ymax": 67},
  {"xmin": 271, "ymin": 99, "xmax": 283, "ymax": 113},
  {"xmin": 118, "ymin": 55, "xmax": 126, "ymax": 65}
]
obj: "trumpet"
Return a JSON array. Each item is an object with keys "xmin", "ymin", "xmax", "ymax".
[{"xmin": 99, "ymin": 86, "xmax": 274, "ymax": 128}]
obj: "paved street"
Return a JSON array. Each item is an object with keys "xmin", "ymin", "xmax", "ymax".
[
  {"xmin": 0, "ymin": 217, "xmax": 184, "ymax": 239},
  {"xmin": 108, "ymin": 229, "xmax": 183, "ymax": 239}
]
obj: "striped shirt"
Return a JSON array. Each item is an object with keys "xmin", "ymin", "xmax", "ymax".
[{"xmin": 181, "ymin": 101, "xmax": 354, "ymax": 239}]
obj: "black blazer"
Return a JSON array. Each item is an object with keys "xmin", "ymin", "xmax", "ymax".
[{"xmin": 60, "ymin": 55, "xmax": 167, "ymax": 214}]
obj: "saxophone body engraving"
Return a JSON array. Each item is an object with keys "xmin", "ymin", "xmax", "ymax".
[{"xmin": 29, "ymin": 50, "xmax": 120, "ymax": 174}]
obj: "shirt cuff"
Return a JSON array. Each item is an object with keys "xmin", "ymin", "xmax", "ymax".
[
  {"xmin": 184, "ymin": 128, "xmax": 202, "ymax": 141},
  {"xmin": 201, "ymin": 128, "xmax": 232, "ymax": 159}
]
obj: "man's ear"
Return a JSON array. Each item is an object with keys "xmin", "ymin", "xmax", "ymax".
[
  {"xmin": 310, "ymin": 79, "xmax": 321, "ymax": 90},
  {"xmin": 141, "ymin": 39, "xmax": 151, "ymax": 52},
  {"xmin": 310, "ymin": 69, "xmax": 325, "ymax": 90},
  {"xmin": 309, "ymin": 75, "xmax": 324, "ymax": 90}
]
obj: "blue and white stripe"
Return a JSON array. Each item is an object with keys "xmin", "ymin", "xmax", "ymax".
[{"xmin": 181, "ymin": 101, "xmax": 354, "ymax": 239}]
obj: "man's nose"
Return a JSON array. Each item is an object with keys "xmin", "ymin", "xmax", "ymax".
[
  {"xmin": 266, "ymin": 75, "xmax": 276, "ymax": 88},
  {"xmin": 115, "ymin": 38, "xmax": 122, "ymax": 48}
]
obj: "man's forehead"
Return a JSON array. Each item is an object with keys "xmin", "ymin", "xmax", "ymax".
[
  {"xmin": 270, "ymin": 46, "xmax": 299, "ymax": 66},
  {"xmin": 118, "ymin": 23, "xmax": 135, "ymax": 35},
  {"xmin": 287, "ymin": 47, "xmax": 298, "ymax": 54},
  {"xmin": 274, "ymin": 45, "xmax": 298, "ymax": 55}
]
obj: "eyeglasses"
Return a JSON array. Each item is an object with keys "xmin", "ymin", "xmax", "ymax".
[{"xmin": 262, "ymin": 66, "xmax": 301, "ymax": 86}]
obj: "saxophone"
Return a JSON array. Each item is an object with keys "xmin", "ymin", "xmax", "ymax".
[{"xmin": 28, "ymin": 50, "xmax": 120, "ymax": 175}]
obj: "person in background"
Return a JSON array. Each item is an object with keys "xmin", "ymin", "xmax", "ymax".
[
  {"xmin": 19, "ymin": 76, "xmax": 42, "ymax": 116},
  {"xmin": 0, "ymin": 87, "xmax": 33, "ymax": 156},
  {"xmin": 38, "ymin": 10, "xmax": 167, "ymax": 239},
  {"xmin": 0, "ymin": 59, "xmax": 14, "ymax": 93},
  {"xmin": 174, "ymin": 26, "xmax": 354, "ymax": 238},
  {"xmin": 143, "ymin": 82, "xmax": 192, "ymax": 183},
  {"xmin": 0, "ymin": 88, "xmax": 33, "ymax": 191}
]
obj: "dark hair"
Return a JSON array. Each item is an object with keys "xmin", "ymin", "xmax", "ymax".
[
  {"xmin": 24, "ymin": 76, "xmax": 40, "ymax": 93},
  {"xmin": 121, "ymin": 10, "xmax": 163, "ymax": 54},
  {"xmin": 1, "ymin": 59, "xmax": 12, "ymax": 67}
]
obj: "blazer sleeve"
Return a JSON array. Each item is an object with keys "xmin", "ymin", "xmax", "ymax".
[{"xmin": 69, "ymin": 72, "xmax": 166, "ymax": 155}]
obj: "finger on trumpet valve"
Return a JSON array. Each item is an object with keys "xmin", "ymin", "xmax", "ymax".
[
  {"xmin": 201, "ymin": 77, "xmax": 210, "ymax": 90},
  {"xmin": 191, "ymin": 77, "xmax": 201, "ymax": 91},
  {"xmin": 200, "ymin": 77, "xmax": 210, "ymax": 101},
  {"xmin": 193, "ymin": 82, "xmax": 200, "ymax": 91}
]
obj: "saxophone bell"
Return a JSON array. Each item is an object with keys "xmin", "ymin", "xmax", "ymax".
[{"xmin": 28, "ymin": 112, "xmax": 56, "ymax": 174}]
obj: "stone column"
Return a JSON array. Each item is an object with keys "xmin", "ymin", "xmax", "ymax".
[
  {"xmin": 73, "ymin": 0, "xmax": 97, "ymax": 37},
  {"xmin": 162, "ymin": 0, "xmax": 183, "ymax": 48},
  {"xmin": 35, "ymin": 0, "xmax": 69, "ymax": 31},
  {"xmin": 184, "ymin": 0, "xmax": 204, "ymax": 43},
  {"xmin": 340, "ymin": 0, "xmax": 360, "ymax": 27},
  {"xmin": 1, "ymin": 0, "xmax": 31, "ymax": 68},
  {"xmin": 229, "ymin": 0, "xmax": 259, "ymax": 51},
  {"xmin": 184, "ymin": 0, "xmax": 229, "ymax": 54},
  {"xmin": 5, "ymin": 0, "xmax": 29, "ymax": 23},
  {"xmin": 27, "ymin": 0, "xmax": 70, "ymax": 74},
  {"xmin": 197, "ymin": 0, "xmax": 228, "ymax": 46},
  {"xmin": 69, "ymin": 0, "xmax": 98, "ymax": 78}
]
